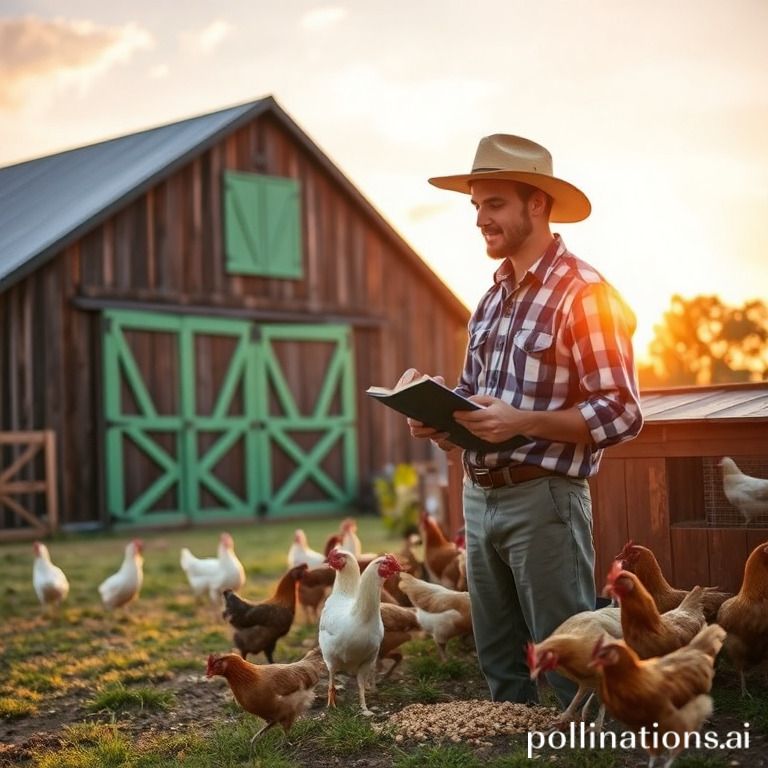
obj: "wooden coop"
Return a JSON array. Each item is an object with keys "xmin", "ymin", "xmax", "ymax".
[{"xmin": 0, "ymin": 96, "xmax": 469, "ymax": 539}]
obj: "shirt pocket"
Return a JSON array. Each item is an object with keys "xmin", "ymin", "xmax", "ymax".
[
  {"xmin": 513, "ymin": 328, "xmax": 554, "ymax": 354},
  {"xmin": 511, "ymin": 328, "xmax": 557, "ymax": 395}
]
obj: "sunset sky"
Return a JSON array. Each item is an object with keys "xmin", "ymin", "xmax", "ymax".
[{"xmin": 1, "ymin": 1, "xmax": 766, "ymax": 360}]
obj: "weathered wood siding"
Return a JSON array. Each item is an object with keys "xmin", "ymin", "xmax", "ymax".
[{"xmin": 0, "ymin": 112, "xmax": 469, "ymax": 530}]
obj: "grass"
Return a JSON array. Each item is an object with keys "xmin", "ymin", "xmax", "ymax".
[{"xmin": 3, "ymin": 515, "xmax": 767, "ymax": 768}]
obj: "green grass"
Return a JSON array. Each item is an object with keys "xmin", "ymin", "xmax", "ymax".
[
  {"xmin": 86, "ymin": 682, "xmax": 175, "ymax": 713},
  {"xmin": 311, "ymin": 706, "xmax": 392, "ymax": 754}
]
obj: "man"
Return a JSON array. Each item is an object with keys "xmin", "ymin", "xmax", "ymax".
[{"xmin": 402, "ymin": 134, "xmax": 642, "ymax": 706}]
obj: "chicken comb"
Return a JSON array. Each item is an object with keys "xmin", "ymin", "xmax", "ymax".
[{"xmin": 614, "ymin": 539, "xmax": 635, "ymax": 563}]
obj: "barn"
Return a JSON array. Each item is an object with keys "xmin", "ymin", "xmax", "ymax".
[{"xmin": 0, "ymin": 96, "xmax": 469, "ymax": 539}]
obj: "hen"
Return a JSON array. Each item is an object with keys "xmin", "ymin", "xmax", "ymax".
[
  {"xmin": 527, "ymin": 605, "xmax": 622, "ymax": 728},
  {"xmin": 590, "ymin": 623, "xmax": 725, "ymax": 767},
  {"xmin": 32, "ymin": 542, "xmax": 70, "ymax": 609},
  {"xmin": 98, "ymin": 539, "xmax": 143, "ymax": 609},
  {"xmin": 397, "ymin": 572, "xmax": 472, "ymax": 658},
  {"xmin": 180, "ymin": 532, "xmax": 245, "ymax": 604},
  {"xmin": 222, "ymin": 564, "xmax": 307, "ymax": 662},
  {"xmin": 286, "ymin": 529, "xmax": 326, "ymax": 569},
  {"xmin": 720, "ymin": 457, "xmax": 768, "ymax": 525},
  {"xmin": 716, "ymin": 540, "xmax": 768, "ymax": 696},
  {"xmin": 319, "ymin": 549, "xmax": 401, "ymax": 714},
  {"xmin": 419, "ymin": 512, "xmax": 462, "ymax": 589},
  {"xmin": 207, "ymin": 647, "xmax": 324, "ymax": 748},
  {"xmin": 604, "ymin": 561, "xmax": 705, "ymax": 658},
  {"xmin": 616, "ymin": 541, "xmax": 732, "ymax": 622},
  {"xmin": 297, "ymin": 565, "xmax": 336, "ymax": 623},
  {"xmin": 378, "ymin": 603, "xmax": 421, "ymax": 677}
]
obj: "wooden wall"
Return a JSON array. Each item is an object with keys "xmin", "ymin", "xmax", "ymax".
[{"xmin": 0, "ymin": 110, "xmax": 469, "ymax": 531}]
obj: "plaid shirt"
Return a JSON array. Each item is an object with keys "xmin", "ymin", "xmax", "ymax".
[{"xmin": 456, "ymin": 235, "xmax": 643, "ymax": 477}]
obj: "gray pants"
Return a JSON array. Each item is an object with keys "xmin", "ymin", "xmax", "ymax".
[{"xmin": 463, "ymin": 475, "xmax": 596, "ymax": 707}]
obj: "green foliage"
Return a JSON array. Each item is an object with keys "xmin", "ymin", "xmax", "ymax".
[
  {"xmin": 394, "ymin": 743, "xmax": 481, "ymax": 768},
  {"xmin": 640, "ymin": 294, "xmax": 768, "ymax": 386},
  {"xmin": 374, "ymin": 463, "xmax": 421, "ymax": 536},
  {"xmin": 86, "ymin": 682, "xmax": 174, "ymax": 713},
  {"xmin": 312, "ymin": 707, "xmax": 392, "ymax": 754}
]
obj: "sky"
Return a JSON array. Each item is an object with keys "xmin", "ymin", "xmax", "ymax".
[{"xmin": 1, "ymin": 1, "xmax": 767, "ymax": 360}]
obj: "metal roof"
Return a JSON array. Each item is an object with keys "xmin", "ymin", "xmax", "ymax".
[
  {"xmin": 641, "ymin": 382, "xmax": 768, "ymax": 423},
  {"xmin": 0, "ymin": 98, "xmax": 271, "ymax": 291}
]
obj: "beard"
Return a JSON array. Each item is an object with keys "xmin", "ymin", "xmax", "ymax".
[{"xmin": 484, "ymin": 208, "xmax": 533, "ymax": 260}]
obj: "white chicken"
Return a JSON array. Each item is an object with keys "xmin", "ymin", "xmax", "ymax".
[
  {"xmin": 32, "ymin": 541, "xmax": 70, "ymax": 609},
  {"xmin": 319, "ymin": 548, "xmax": 402, "ymax": 715},
  {"xmin": 98, "ymin": 539, "xmax": 143, "ymax": 609},
  {"xmin": 180, "ymin": 532, "xmax": 245, "ymax": 603},
  {"xmin": 286, "ymin": 529, "xmax": 326, "ymax": 569},
  {"xmin": 720, "ymin": 457, "xmax": 768, "ymax": 525},
  {"xmin": 339, "ymin": 518, "xmax": 363, "ymax": 558},
  {"xmin": 398, "ymin": 572, "xmax": 473, "ymax": 659}
]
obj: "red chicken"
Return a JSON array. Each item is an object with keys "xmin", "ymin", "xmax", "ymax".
[
  {"xmin": 589, "ymin": 624, "xmax": 725, "ymax": 766},
  {"xmin": 716, "ymin": 540, "xmax": 768, "ymax": 696},
  {"xmin": 419, "ymin": 512, "xmax": 462, "ymax": 589},
  {"xmin": 378, "ymin": 603, "xmax": 421, "ymax": 677},
  {"xmin": 616, "ymin": 541, "xmax": 732, "ymax": 622},
  {"xmin": 206, "ymin": 647, "xmax": 324, "ymax": 748},
  {"xmin": 604, "ymin": 561, "xmax": 705, "ymax": 659}
]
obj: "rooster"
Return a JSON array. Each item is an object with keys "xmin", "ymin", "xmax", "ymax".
[
  {"xmin": 32, "ymin": 542, "xmax": 70, "ymax": 609},
  {"xmin": 720, "ymin": 457, "xmax": 768, "ymax": 525},
  {"xmin": 206, "ymin": 647, "xmax": 324, "ymax": 749},
  {"xmin": 716, "ymin": 540, "xmax": 768, "ymax": 696},
  {"xmin": 527, "ymin": 605, "xmax": 622, "ymax": 729},
  {"xmin": 616, "ymin": 541, "xmax": 732, "ymax": 622},
  {"xmin": 98, "ymin": 539, "xmax": 143, "ymax": 609},
  {"xmin": 419, "ymin": 512, "xmax": 462, "ymax": 589},
  {"xmin": 180, "ymin": 532, "xmax": 245, "ymax": 604},
  {"xmin": 397, "ymin": 572, "xmax": 472, "ymax": 658},
  {"xmin": 604, "ymin": 561, "xmax": 705, "ymax": 659},
  {"xmin": 319, "ymin": 549, "xmax": 402, "ymax": 714},
  {"xmin": 589, "ymin": 623, "xmax": 725, "ymax": 767},
  {"xmin": 222, "ymin": 564, "xmax": 307, "ymax": 663},
  {"xmin": 286, "ymin": 529, "xmax": 326, "ymax": 569}
]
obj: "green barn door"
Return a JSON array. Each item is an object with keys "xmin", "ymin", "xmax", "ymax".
[
  {"xmin": 103, "ymin": 310, "xmax": 258, "ymax": 526},
  {"xmin": 255, "ymin": 325, "xmax": 358, "ymax": 517},
  {"xmin": 103, "ymin": 312, "xmax": 357, "ymax": 526}
]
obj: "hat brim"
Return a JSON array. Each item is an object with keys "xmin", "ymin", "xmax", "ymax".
[{"xmin": 427, "ymin": 171, "xmax": 591, "ymax": 223}]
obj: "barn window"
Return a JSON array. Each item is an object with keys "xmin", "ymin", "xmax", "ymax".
[{"xmin": 223, "ymin": 171, "xmax": 303, "ymax": 278}]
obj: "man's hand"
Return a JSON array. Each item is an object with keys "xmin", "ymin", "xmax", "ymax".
[
  {"xmin": 453, "ymin": 394, "xmax": 530, "ymax": 445},
  {"xmin": 396, "ymin": 369, "xmax": 459, "ymax": 452}
]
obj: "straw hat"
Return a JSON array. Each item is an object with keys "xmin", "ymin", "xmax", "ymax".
[{"xmin": 428, "ymin": 134, "xmax": 591, "ymax": 222}]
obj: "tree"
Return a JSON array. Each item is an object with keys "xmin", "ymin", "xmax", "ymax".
[{"xmin": 638, "ymin": 295, "xmax": 768, "ymax": 387}]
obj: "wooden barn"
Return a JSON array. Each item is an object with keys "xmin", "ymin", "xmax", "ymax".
[{"xmin": 0, "ymin": 96, "xmax": 469, "ymax": 539}]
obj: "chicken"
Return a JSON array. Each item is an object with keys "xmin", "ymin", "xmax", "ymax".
[
  {"xmin": 180, "ymin": 532, "xmax": 245, "ymax": 604},
  {"xmin": 98, "ymin": 539, "xmax": 143, "ymax": 609},
  {"xmin": 319, "ymin": 549, "xmax": 402, "ymax": 715},
  {"xmin": 297, "ymin": 566, "xmax": 336, "ymax": 623},
  {"xmin": 286, "ymin": 529, "xmax": 326, "ymax": 569},
  {"xmin": 720, "ymin": 457, "xmax": 768, "ymax": 525},
  {"xmin": 222, "ymin": 564, "xmax": 307, "ymax": 663},
  {"xmin": 604, "ymin": 561, "xmax": 705, "ymax": 659},
  {"xmin": 616, "ymin": 541, "xmax": 732, "ymax": 622},
  {"xmin": 419, "ymin": 512, "xmax": 462, "ymax": 589},
  {"xmin": 589, "ymin": 624, "xmax": 725, "ymax": 767},
  {"xmin": 527, "ymin": 606, "xmax": 622, "ymax": 728},
  {"xmin": 339, "ymin": 517, "xmax": 363, "ymax": 558},
  {"xmin": 378, "ymin": 603, "xmax": 421, "ymax": 678},
  {"xmin": 397, "ymin": 572, "xmax": 472, "ymax": 658},
  {"xmin": 716, "ymin": 540, "xmax": 768, "ymax": 696},
  {"xmin": 206, "ymin": 647, "xmax": 325, "ymax": 748},
  {"xmin": 32, "ymin": 541, "xmax": 70, "ymax": 609}
]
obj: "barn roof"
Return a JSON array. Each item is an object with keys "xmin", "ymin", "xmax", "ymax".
[
  {"xmin": 0, "ymin": 96, "xmax": 468, "ymax": 317},
  {"xmin": 641, "ymin": 382, "xmax": 768, "ymax": 423}
]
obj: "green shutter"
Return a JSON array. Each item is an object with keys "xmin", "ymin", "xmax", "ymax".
[{"xmin": 223, "ymin": 171, "xmax": 303, "ymax": 279}]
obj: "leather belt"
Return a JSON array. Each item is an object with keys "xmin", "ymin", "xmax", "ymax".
[{"xmin": 465, "ymin": 463, "xmax": 556, "ymax": 489}]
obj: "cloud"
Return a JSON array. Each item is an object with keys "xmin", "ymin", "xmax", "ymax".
[
  {"xmin": 0, "ymin": 15, "xmax": 153, "ymax": 110},
  {"xmin": 300, "ymin": 7, "xmax": 348, "ymax": 30},
  {"xmin": 179, "ymin": 19, "xmax": 234, "ymax": 55}
]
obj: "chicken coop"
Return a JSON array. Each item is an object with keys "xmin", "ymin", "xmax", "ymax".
[{"xmin": 0, "ymin": 96, "xmax": 469, "ymax": 539}]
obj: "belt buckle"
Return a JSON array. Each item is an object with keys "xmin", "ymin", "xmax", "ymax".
[{"xmin": 473, "ymin": 468, "xmax": 493, "ymax": 489}]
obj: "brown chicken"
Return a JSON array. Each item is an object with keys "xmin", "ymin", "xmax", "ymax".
[
  {"xmin": 419, "ymin": 512, "xmax": 462, "ymax": 589},
  {"xmin": 297, "ymin": 566, "xmax": 335, "ymax": 623},
  {"xmin": 617, "ymin": 541, "xmax": 732, "ymax": 622},
  {"xmin": 378, "ymin": 603, "xmax": 421, "ymax": 677},
  {"xmin": 206, "ymin": 647, "xmax": 325, "ymax": 748},
  {"xmin": 716, "ymin": 540, "xmax": 768, "ymax": 696},
  {"xmin": 604, "ymin": 561, "xmax": 705, "ymax": 659},
  {"xmin": 527, "ymin": 605, "xmax": 622, "ymax": 728},
  {"xmin": 398, "ymin": 572, "xmax": 472, "ymax": 658},
  {"xmin": 222, "ymin": 564, "xmax": 307, "ymax": 662},
  {"xmin": 589, "ymin": 624, "xmax": 725, "ymax": 766}
]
